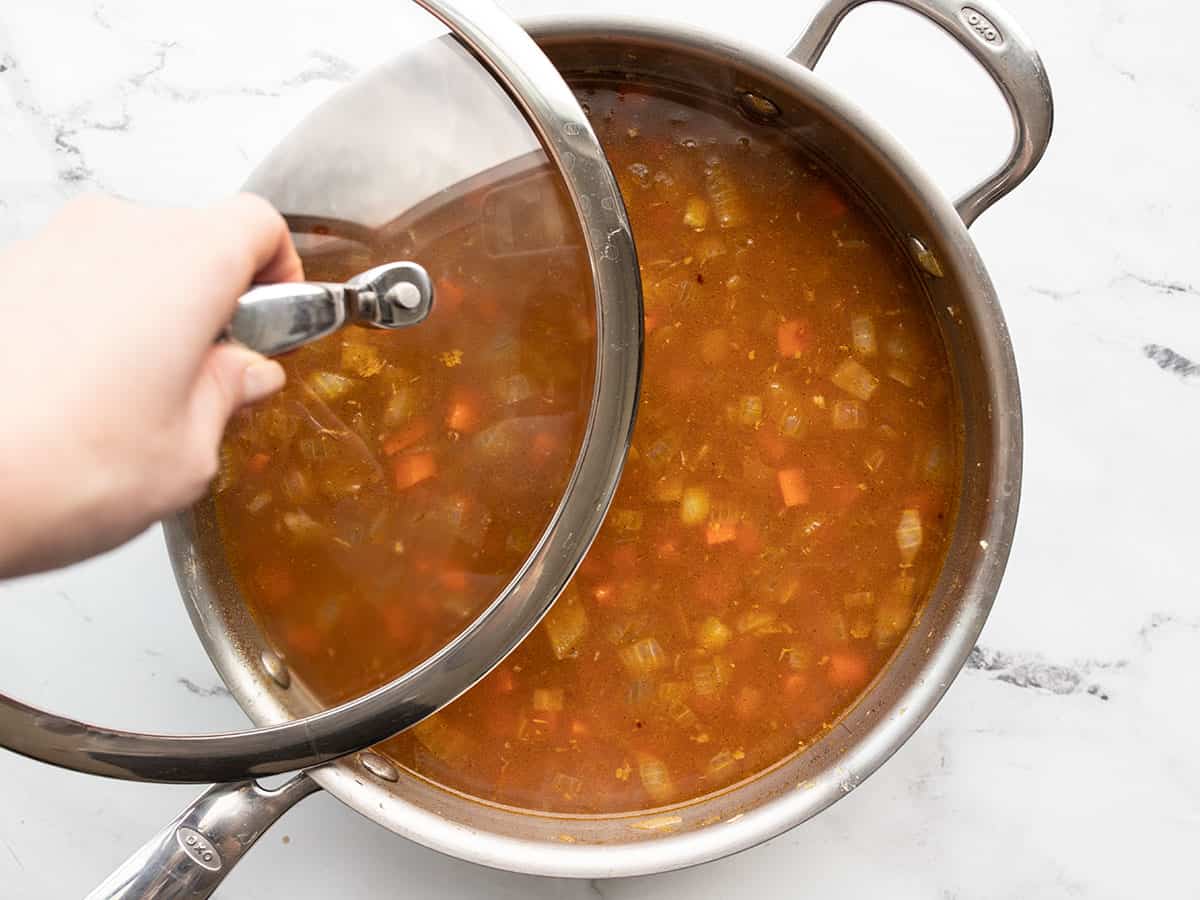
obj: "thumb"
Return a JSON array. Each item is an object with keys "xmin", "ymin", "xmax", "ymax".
[{"xmin": 190, "ymin": 342, "xmax": 287, "ymax": 443}]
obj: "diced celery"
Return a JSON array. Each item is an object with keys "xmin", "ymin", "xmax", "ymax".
[
  {"xmin": 683, "ymin": 197, "xmax": 710, "ymax": 229},
  {"xmin": 306, "ymin": 371, "xmax": 357, "ymax": 402},
  {"xmin": 831, "ymin": 399, "xmax": 867, "ymax": 430},
  {"xmin": 532, "ymin": 687, "xmax": 564, "ymax": 712},
  {"xmin": 849, "ymin": 611, "xmax": 873, "ymax": 639},
  {"xmin": 620, "ymin": 637, "xmax": 666, "ymax": 677},
  {"xmin": 340, "ymin": 341, "xmax": 384, "ymax": 378},
  {"xmin": 696, "ymin": 616, "xmax": 732, "ymax": 652},
  {"xmin": 680, "ymin": 486, "xmax": 711, "ymax": 526},
  {"xmin": 830, "ymin": 358, "xmax": 879, "ymax": 401},
  {"xmin": 658, "ymin": 681, "xmax": 691, "ymax": 705},
  {"xmin": 411, "ymin": 715, "xmax": 470, "ymax": 765},
  {"xmin": 668, "ymin": 701, "xmax": 699, "ymax": 729},
  {"xmin": 637, "ymin": 753, "xmax": 675, "ymax": 805},
  {"xmin": 781, "ymin": 645, "xmax": 814, "ymax": 670},
  {"xmin": 543, "ymin": 592, "xmax": 588, "ymax": 660},
  {"xmin": 652, "ymin": 475, "xmax": 684, "ymax": 503},
  {"xmin": 737, "ymin": 608, "xmax": 779, "ymax": 635},
  {"xmin": 610, "ymin": 508, "xmax": 644, "ymax": 537},
  {"xmin": 706, "ymin": 749, "xmax": 738, "ymax": 778},
  {"xmin": 896, "ymin": 508, "xmax": 923, "ymax": 563},
  {"xmin": 705, "ymin": 164, "xmax": 746, "ymax": 229},
  {"xmin": 281, "ymin": 510, "xmax": 322, "ymax": 540},
  {"xmin": 851, "ymin": 314, "xmax": 877, "ymax": 357},
  {"xmin": 843, "ymin": 591, "xmax": 875, "ymax": 609}
]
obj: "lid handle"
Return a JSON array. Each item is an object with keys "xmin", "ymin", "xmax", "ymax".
[{"xmin": 226, "ymin": 261, "xmax": 434, "ymax": 356}]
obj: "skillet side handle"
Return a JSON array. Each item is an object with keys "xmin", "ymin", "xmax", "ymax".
[
  {"xmin": 788, "ymin": 0, "xmax": 1053, "ymax": 227},
  {"xmin": 85, "ymin": 773, "xmax": 320, "ymax": 900}
]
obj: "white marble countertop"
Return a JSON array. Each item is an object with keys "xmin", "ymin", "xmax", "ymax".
[{"xmin": 1, "ymin": 0, "xmax": 1197, "ymax": 897}]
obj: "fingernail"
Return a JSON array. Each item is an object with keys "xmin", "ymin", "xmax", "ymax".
[{"xmin": 242, "ymin": 360, "xmax": 286, "ymax": 404}]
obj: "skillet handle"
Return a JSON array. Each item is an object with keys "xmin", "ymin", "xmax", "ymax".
[
  {"xmin": 85, "ymin": 774, "xmax": 320, "ymax": 900},
  {"xmin": 788, "ymin": 0, "xmax": 1053, "ymax": 227}
]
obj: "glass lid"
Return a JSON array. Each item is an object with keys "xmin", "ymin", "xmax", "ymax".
[{"xmin": 0, "ymin": 0, "xmax": 641, "ymax": 783}]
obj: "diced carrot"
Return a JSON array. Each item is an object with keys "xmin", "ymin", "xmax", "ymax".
[
  {"xmin": 706, "ymin": 520, "xmax": 738, "ymax": 545},
  {"xmin": 246, "ymin": 452, "xmax": 271, "ymax": 474},
  {"xmin": 383, "ymin": 418, "xmax": 429, "ymax": 456},
  {"xmin": 445, "ymin": 389, "xmax": 482, "ymax": 433},
  {"xmin": 813, "ymin": 182, "xmax": 848, "ymax": 219},
  {"xmin": 611, "ymin": 544, "xmax": 639, "ymax": 573},
  {"xmin": 531, "ymin": 430, "xmax": 560, "ymax": 466},
  {"xmin": 489, "ymin": 667, "xmax": 516, "ymax": 694},
  {"xmin": 736, "ymin": 521, "xmax": 764, "ymax": 557},
  {"xmin": 285, "ymin": 623, "xmax": 321, "ymax": 656},
  {"xmin": 570, "ymin": 718, "xmax": 590, "ymax": 739},
  {"xmin": 733, "ymin": 685, "xmax": 764, "ymax": 721},
  {"xmin": 253, "ymin": 564, "xmax": 293, "ymax": 606},
  {"xmin": 656, "ymin": 540, "xmax": 680, "ymax": 562},
  {"xmin": 392, "ymin": 451, "xmax": 437, "ymax": 491},
  {"xmin": 777, "ymin": 319, "xmax": 811, "ymax": 359},
  {"xmin": 777, "ymin": 468, "xmax": 810, "ymax": 507},
  {"xmin": 435, "ymin": 277, "xmax": 465, "ymax": 313},
  {"xmin": 827, "ymin": 652, "xmax": 871, "ymax": 690},
  {"xmin": 755, "ymin": 430, "xmax": 787, "ymax": 465},
  {"xmin": 381, "ymin": 607, "xmax": 413, "ymax": 645},
  {"xmin": 782, "ymin": 673, "xmax": 808, "ymax": 701},
  {"xmin": 439, "ymin": 570, "xmax": 469, "ymax": 591},
  {"xmin": 591, "ymin": 583, "xmax": 618, "ymax": 607}
]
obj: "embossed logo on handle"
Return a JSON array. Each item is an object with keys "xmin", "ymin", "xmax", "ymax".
[
  {"xmin": 960, "ymin": 6, "xmax": 1004, "ymax": 46},
  {"xmin": 176, "ymin": 826, "xmax": 222, "ymax": 872}
]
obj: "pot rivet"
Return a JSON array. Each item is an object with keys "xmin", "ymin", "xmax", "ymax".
[
  {"xmin": 359, "ymin": 751, "xmax": 400, "ymax": 782},
  {"xmin": 908, "ymin": 235, "xmax": 945, "ymax": 278},
  {"xmin": 737, "ymin": 91, "xmax": 781, "ymax": 122},
  {"xmin": 260, "ymin": 648, "xmax": 291, "ymax": 689}
]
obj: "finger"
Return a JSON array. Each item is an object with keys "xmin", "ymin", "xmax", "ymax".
[
  {"xmin": 189, "ymin": 342, "xmax": 287, "ymax": 448},
  {"xmin": 209, "ymin": 193, "xmax": 305, "ymax": 286}
]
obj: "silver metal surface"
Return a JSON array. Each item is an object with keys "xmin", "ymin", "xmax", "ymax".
[
  {"xmin": 227, "ymin": 261, "xmax": 433, "ymax": 356},
  {"xmin": 788, "ymin": 0, "xmax": 1053, "ymax": 226},
  {"xmin": 84, "ymin": 775, "xmax": 318, "ymax": 900},
  {"xmin": 0, "ymin": 0, "xmax": 641, "ymax": 785},
  {"xmin": 94, "ymin": 1, "xmax": 1050, "ymax": 889}
]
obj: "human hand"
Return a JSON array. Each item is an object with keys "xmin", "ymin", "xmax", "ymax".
[{"xmin": 0, "ymin": 193, "xmax": 302, "ymax": 577}]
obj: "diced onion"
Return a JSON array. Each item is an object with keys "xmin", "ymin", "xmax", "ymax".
[
  {"xmin": 851, "ymin": 315, "xmax": 877, "ymax": 357},
  {"xmin": 738, "ymin": 395, "xmax": 764, "ymax": 427},
  {"xmin": 551, "ymin": 772, "xmax": 583, "ymax": 799},
  {"xmin": 782, "ymin": 645, "xmax": 814, "ymax": 670},
  {"xmin": 896, "ymin": 508, "xmax": 923, "ymax": 564},
  {"xmin": 668, "ymin": 701, "xmax": 699, "ymax": 729},
  {"xmin": 494, "ymin": 373, "xmax": 533, "ymax": 405},
  {"xmin": 610, "ymin": 508, "xmax": 644, "ymax": 536},
  {"xmin": 887, "ymin": 366, "xmax": 915, "ymax": 388},
  {"xmin": 830, "ymin": 358, "xmax": 879, "ymax": 401},
  {"xmin": 281, "ymin": 468, "xmax": 312, "ymax": 503},
  {"xmin": 246, "ymin": 491, "xmax": 272, "ymax": 514},
  {"xmin": 864, "ymin": 448, "xmax": 886, "ymax": 473},
  {"xmin": 831, "ymin": 399, "xmax": 867, "ymax": 430},
  {"xmin": 848, "ymin": 611, "xmax": 873, "ymax": 639},
  {"xmin": 657, "ymin": 681, "xmax": 691, "ymax": 705}
]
